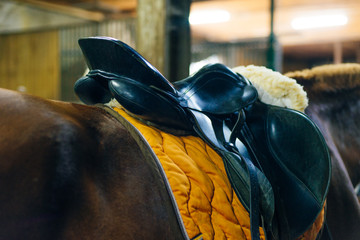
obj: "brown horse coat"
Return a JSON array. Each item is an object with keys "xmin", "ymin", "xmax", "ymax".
[
  {"xmin": 286, "ymin": 64, "xmax": 360, "ymax": 240},
  {"xmin": 0, "ymin": 88, "xmax": 187, "ymax": 240}
]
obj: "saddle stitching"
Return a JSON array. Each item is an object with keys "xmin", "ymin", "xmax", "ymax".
[{"xmin": 110, "ymin": 106, "xmax": 262, "ymax": 239}]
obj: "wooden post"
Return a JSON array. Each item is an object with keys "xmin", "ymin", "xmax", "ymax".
[
  {"xmin": 136, "ymin": 0, "xmax": 166, "ymax": 73},
  {"xmin": 164, "ymin": 0, "xmax": 191, "ymax": 81},
  {"xmin": 357, "ymin": 43, "xmax": 360, "ymax": 63},
  {"xmin": 136, "ymin": 0, "xmax": 191, "ymax": 82},
  {"xmin": 333, "ymin": 42, "xmax": 342, "ymax": 64},
  {"xmin": 266, "ymin": 0, "xmax": 281, "ymax": 72}
]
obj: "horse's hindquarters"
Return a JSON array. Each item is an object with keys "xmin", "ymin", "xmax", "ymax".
[{"xmin": 0, "ymin": 88, "xmax": 187, "ymax": 240}]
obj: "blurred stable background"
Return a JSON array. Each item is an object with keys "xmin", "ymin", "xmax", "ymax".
[{"xmin": 1, "ymin": 0, "xmax": 359, "ymax": 101}]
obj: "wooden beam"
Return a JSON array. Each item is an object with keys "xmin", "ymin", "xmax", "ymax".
[
  {"xmin": 100, "ymin": 0, "xmax": 136, "ymax": 12},
  {"xmin": 13, "ymin": 0, "xmax": 105, "ymax": 21},
  {"xmin": 72, "ymin": 0, "xmax": 136, "ymax": 13},
  {"xmin": 136, "ymin": 0, "xmax": 190, "ymax": 81},
  {"xmin": 334, "ymin": 42, "xmax": 343, "ymax": 64},
  {"xmin": 136, "ymin": 0, "xmax": 166, "ymax": 73}
]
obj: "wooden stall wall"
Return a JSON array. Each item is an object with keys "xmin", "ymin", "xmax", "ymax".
[
  {"xmin": 191, "ymin": 38, "xmax": 282, "ymax": 74},
  {"xmin": 0, "ymin": 30, "xmax": 60, "ymax": 100},
  {"xmin": 60, "ymin": 19, "xmax": 136, "ymax": 102}
]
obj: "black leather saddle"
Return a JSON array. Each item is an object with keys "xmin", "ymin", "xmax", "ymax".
[{"xmin": 74, "ymin": 37, "xmax": 331, "ymax": 240}]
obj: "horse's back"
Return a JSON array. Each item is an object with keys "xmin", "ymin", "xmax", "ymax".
[{"xmin": 0, "ymin": 88, "xmax": 186, "ymax": 240}]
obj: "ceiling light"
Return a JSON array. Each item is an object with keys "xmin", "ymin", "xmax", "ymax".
[
  {"xmin": 291, "ymin": 14, "xmax": 348, "ymax": 30},
  {"xmin": 189, "ymin": 10, "xmax": 230, "ymax": 25}
]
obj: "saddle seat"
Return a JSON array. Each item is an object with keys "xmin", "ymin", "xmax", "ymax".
[
  {"xmin": 74, "ymin": 37, "xmax": 331, "ymax": 240},
  {"xmin": 75, "ymin": 37, "xmax": 258, "ymax": 132}
]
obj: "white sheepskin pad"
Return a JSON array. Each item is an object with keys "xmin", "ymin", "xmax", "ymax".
[{"xmin": 233, "ymin": 65, "xmax": 308, "ymax": 112}]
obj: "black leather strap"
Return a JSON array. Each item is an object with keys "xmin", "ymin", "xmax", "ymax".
[
  {"xmin": 222, "ymin": 151, "xmax": 261, "ymax": 240},
  {"xmin": 189, "ymin": 110, "xmax": 272, "ymax": 240}
]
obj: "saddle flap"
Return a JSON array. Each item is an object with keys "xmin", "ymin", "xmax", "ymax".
[
  {"xmin": 78, "ymin": 37, "xmax": 177, "ymax": 95},
  {"xmin": 174, "ymin": 64, "xmax": 258, "ymax": 114},
  {"xmin": 108, "ymin": 78, "xmax": 193, "ymax": 132},
  {"xmin": 266, "ymin": 107, "xmax": 331, "ymax": 202},
  {"xmin": 265, "ymin": 104, "xmax": 331, "ymax": 238},
  {"xmin": 239, "ymin": 101, "xmax": 331, "ymax": 239}
]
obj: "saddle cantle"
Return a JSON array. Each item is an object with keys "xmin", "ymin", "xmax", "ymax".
[
  {"xmin": 78, "ymin": 36, "xmax": 176, "ymax": 95},
  {"xmin": 74, "ymin": 36, "xmax": 331, "ymax": 240}
]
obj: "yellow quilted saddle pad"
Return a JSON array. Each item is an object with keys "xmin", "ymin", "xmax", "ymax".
[{"xmin": 112, "ymin": 107, "xmax": 324, "ymax": 240}]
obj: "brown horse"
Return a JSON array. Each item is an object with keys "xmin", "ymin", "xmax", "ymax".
[
  {"xmin": 286, "ymin": 64, "xmax": 360, "ymax": 240},
  {"xmin": 0, "ymin": 83, "xmax": 341, "ymax": 240},
  {"xmin": 0, "ymin": 87, "xmax": 188, "ymax": 240}
]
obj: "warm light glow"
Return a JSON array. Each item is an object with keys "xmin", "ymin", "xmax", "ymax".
[
  {"xmin": 189, "ymin": 10, "xmax": 230, "ymax": 25},
  {"xmin": 291, "ymin": 14, "xmax": 348, "ymax": 30}
]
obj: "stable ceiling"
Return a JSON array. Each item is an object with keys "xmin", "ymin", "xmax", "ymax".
[
  {"xmin": 12, "ymin": 0, "xmax": 360, "ymax": 44},
  {"xmin": 6, "ymin": 0, "xmax": 360, "ymax": 61},
  {"xmin": 190, "ymin": 0, "xmax": 360, "ymax": 45}
]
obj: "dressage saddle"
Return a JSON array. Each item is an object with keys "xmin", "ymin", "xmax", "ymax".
[{"xmin": 74, "ymin": 37, "xmax": 331, "ymax": 240}]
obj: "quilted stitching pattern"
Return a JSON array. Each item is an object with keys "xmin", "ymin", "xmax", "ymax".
[{"xmin": 113, "ymin": 107, "xmax": 265, "ymax": 240}]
